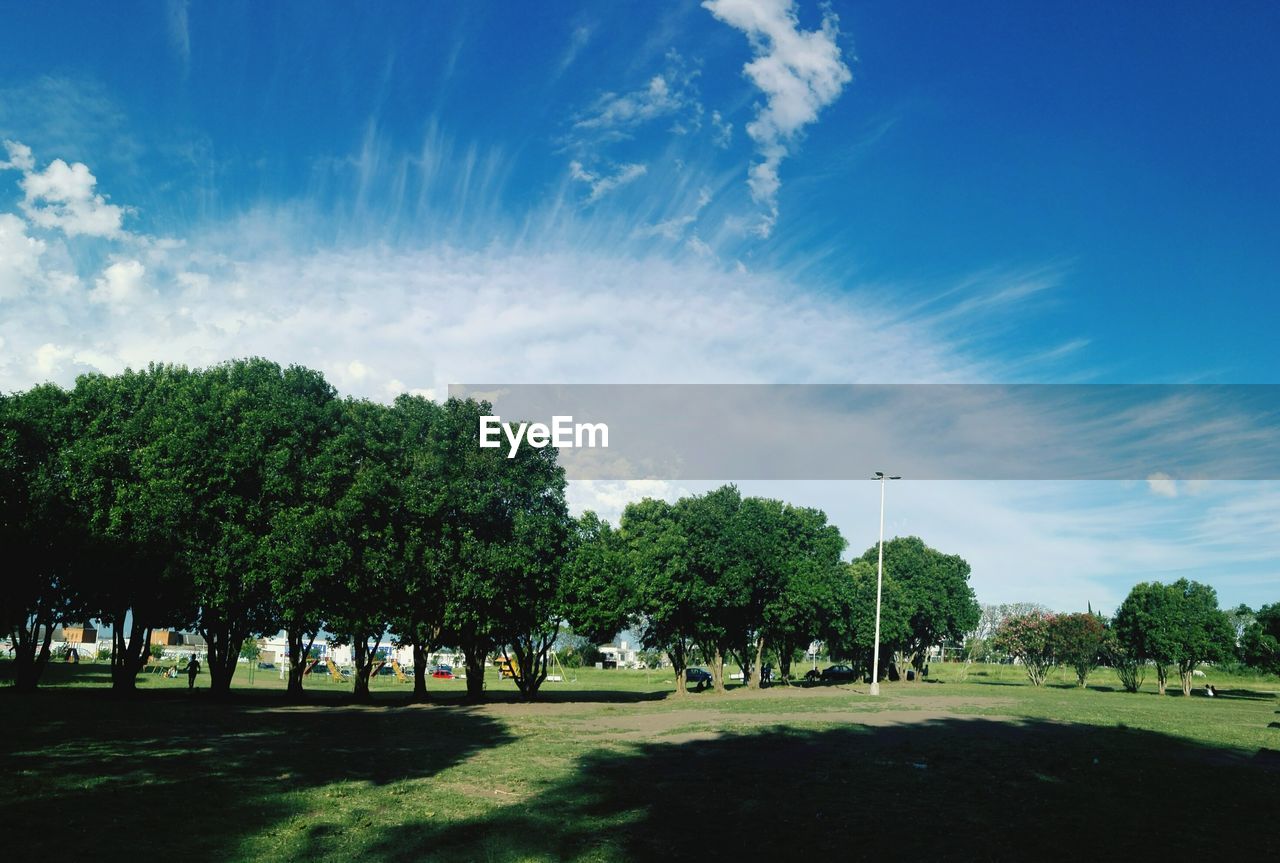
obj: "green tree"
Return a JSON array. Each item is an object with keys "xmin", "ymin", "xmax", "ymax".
[
  {"xmin": 146, "ymin": 359, "xmax": 335, "ymax": 696},
  {"xmin": 857, "ymin": 536, "xmax": 979, "ymax": 680},
  {"xmin": 678, "ymin": 485, "xmax": 745, "ymax": 694},
  {"xmin": 1241, "ymin": 603, "xmax": 1280, "ymax": 674},
  {"xmin": 437, "ymin": 400, "xmax": 570, "ymax": 700},
  {"xmin": 829, "ymin": 559, "xmax": 910, "ymax": 681},
  {"xmin": 739, "ymin": 500, "xmax": 846, "ymax": 689},
  {"xmin": 323, "ymin": 398, "xmax": 405, "ymax": 702},
  {"xmin": 562, "ymin": 512, "xmax": 635, "ymax": 646},
  {"xmin": 385, "ymin": 394, "xmax": 451, "ymax": 702},
  {"xmin": 63, "ymin": 367, "xmax": 195, "ymax": 692},
  {"xmin": 624, "ymin": 497, "xmax": 696, "ymax": 695},
  {"xmin": 1113, "ymin": 580, "xmax": 1233, "ymax": 695},
  {"xmin": 992, "ymin": 610, "xmax": 1057, "ymax": 686},
  {"xmin": 0, "ymin": 384, "xmax": 84, "ymax": 691},
  {"xmin": 1052, "ymin": 612, "xmax": 1107, "ymax": 687}
]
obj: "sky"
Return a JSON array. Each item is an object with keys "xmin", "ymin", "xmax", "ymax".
[{"xmin": 1, "ymin": 1, "xmax": 1278, "ymax": 612}]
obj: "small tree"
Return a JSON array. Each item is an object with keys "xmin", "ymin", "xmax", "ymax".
[
  {"xmin": 1102, "ymin": 626, "xmax": 1145, "ymax": 693},
  {"xmin": 1241, "ymin": 603, "xmax": 1280, "ymax": 674},
  {"xmin": 1052, "ymin": 612, "xmax": 1107, "ymax": 687},
  {"xmin": 992, "ymin": 611, "xmax": 1056, "ymax": 686},
  {"xmin": 239, "ymin": 637, "xmax": 261, "ymax": 662}
]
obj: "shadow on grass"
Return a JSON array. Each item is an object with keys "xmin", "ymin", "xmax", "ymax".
[
  {"xmin": 0, "ymin": 687, "xmax": 511, "ymax": 859},
  {"xmin": 357, "ymin": 717, "xmax": 1280, "ymax": 862}
]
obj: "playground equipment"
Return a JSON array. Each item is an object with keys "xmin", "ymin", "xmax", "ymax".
[
  {"xmin": 325, "ymin": 657, "xmax": 343, "ymax": 682},
  {"xmin": 390, "ymin": 659, "xmax": 409, "ymax": 683},
  {"xmin": 497, "ymin": 655, "xmax": 523, "ymax": 680},
  {"xmin": 301, "ymin": 657, "xmax": 320, "ymax": 676}
]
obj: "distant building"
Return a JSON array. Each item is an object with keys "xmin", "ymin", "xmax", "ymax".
[{"xmin": 599, "ymin": 640, "xmax": 642, "ymax": 669}]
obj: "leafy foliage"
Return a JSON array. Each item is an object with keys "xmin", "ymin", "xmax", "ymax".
[{"xmin": 992, "ymin": 610, "xmax": 1057, "ymax": 686}]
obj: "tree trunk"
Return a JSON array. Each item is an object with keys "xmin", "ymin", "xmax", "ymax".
[
  {"xmin": 711, "ymin": 647, "xmax": 727, "ymax": 693},
  {"xmin": 286, "ymin": 628, "xmax": 315, "ymax": 698},
  {"xmin": 780, "ymin": 653, "xmax": 792, "ymax": 684},
  {"xmin": 464, "ymin": 647, "xmax": 486, "ymax": 700},
  {"xmin": 351, "ymin": 636, "xmax": 382, "ymax": 702},
  {"xmin": 1156, "ymin": 664, "xmax": 1168, "ymax": 695},
  {"xmin": 749, "ymin": 636, "xmax": 766, "ymax": 689},
  {"xmin": 670, "ymin": 642, "xmax": 688, "ymax": 695},
  {"xmin": 510, "ymin": 634, "xmax": 553, "ymax": 700},
  {"xmin": 11, "ymin": 615, "xmax": 54, "ymax": 692},
  {"xmin": 1179, "ymin": 664, "xmax": 1194, "ymax": 697},
  {"xmin": 111, "ymin": 615, "xmax": 151, "ymax": 692},
  {"xmin": 202, "ymin": 622, "xmax": 244, "ymax": 697},
  {"xmin": 352, "ymin": 640, "xmax": 371, "ymax": 702},
  {"xmin": 412, "ymin": 643, "xmax": 429, "ymax": 701}
]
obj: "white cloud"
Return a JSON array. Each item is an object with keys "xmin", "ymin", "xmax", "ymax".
[
  {"xmin": 569, "ymin": 160, "xmax": 648, "ymax": 203},
  {"xmin": 1, "ymin": 139, "xmax": 35, "ymax": 172},
  {"xmin": 0, "ymin": 213, "xmax": 48, "ymax": 299},
  {"xmin": 1147, "ymin": 472, "xmax": 1178, "ymax": 498},
  {"xmin": 711, "ymin": 110, "xmax": 734, "ymax": 148},
  {"xmin": 567, "ymin": 480, "xmax": 691, "ymax": 523},
  {"xmin": 89, "ymin": 259, "xmax": 147, "ymax": 308},
  {"xmin": 703, "ymin": 0, "xmax": 852, "ymax": 236},
  {"xmin": 574, "ymin": 64, "xmax": 696, "ymax": 138},
  {"xmin": 19, "ymin": 156, "xmax": 128, "ymax": 238},
  {"xmin": 33, "ymin": 342, "xmax": 74, "ymax": 377}
]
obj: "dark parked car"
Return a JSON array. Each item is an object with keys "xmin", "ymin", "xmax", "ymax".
[
  {"xmin": 819, "ymin": 664, "xmax": 858, "ymax": 683},
  {"xmin": 685, "ymin": 667, "xmax": 713, "ymax": 691}
]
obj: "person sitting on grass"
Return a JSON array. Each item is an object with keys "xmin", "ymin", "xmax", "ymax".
[{"xmin": 1204, "ymin": 683, "xmax": 1217, "ymax": 697}]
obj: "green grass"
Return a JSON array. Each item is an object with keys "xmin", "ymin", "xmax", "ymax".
[{"xmin": 3, "ymin": 660, "xmax": 1278, "ymax": 861}]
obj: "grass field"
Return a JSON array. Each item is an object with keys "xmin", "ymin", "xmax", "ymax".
[{"xmin": 3, "ymin": 660, "xmax": 1278, "ymax": 861}]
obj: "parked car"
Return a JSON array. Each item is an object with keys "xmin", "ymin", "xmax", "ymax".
[
  {"xmin": 685, "ymin": 667, "xmax": 713, "ymax": 691},
  {"xmin": 432, "ymin": 664, "xmax": 454, "ymax": 679},
  {"xmin": 819, "ymin": 664, "xmax": 858, "ymax": 683}
]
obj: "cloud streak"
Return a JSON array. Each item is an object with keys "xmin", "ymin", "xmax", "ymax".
[{"xmin": 703, "ymin": 0, "xmax": 852, "ymax": 237}]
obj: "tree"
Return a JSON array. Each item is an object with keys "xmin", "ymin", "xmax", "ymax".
[
  {"xmin": 562, "ymin": 512, "xmax": 635, "ymax": 645},
  {"xmin": 828, "ymin": 560, "xmax": 909, "ymax": 681},
  {"xmin": 1241, "ymin": 603, "xmax": 1280, "ymax": 674},
  {"xmin": 0, "ymin": 385, "xmax": 84, "ymax": 691},
  {"xmin": 385, "ymin": 394, "xmax": 450, "ymax": 702},
  {"xmin": 858, "ymin": 537, "xmax": 979, "ymax": 680},
  {"xmin": 742, "ymin": 500, "xmax": 846, "ymax": 689},
  {"xmin": 145, "ymin": 359, "xmax": 336, "ymax": 696},
  {"xmin": 1051, "ymin": 612, "xmax": 1107, "ymax": 687},
  {"xmin": 677, "ymin": 486, "xmax": 745, "ymax": 694},
  {"xmin": 63, "ymin": 366, "xmax": 196, "ymax": 692},
  {"xmin": 1101, "ymin": 624, "xmax": 1146, "ymax": 693},
  {"xmin": 323, "ymin": 398, "xmax": 406, "ymax": 702},
  {"xmin": 1113, "ymin": 580, "xmax": 1233, "ymax": 695},
  {"xmin": 624, "ymin": 497, "xmax": 696, "ymax": 695},
  {"xmin": 992, "ymin": 611, "xmax": 1057, "ymax": 686},
  {"xmin": 437, "ymin": 399, "xmax": 570, "ymax": 701}
]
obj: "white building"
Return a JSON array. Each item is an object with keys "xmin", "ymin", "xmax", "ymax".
[{"xmin": 599, "ymin": 640, "xmax": 642, "ymax": 669}]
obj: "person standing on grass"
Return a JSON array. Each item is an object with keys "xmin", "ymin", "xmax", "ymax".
[{"xmin": 188, "ymin": 656, "xmax": 201, "ymax": 690}]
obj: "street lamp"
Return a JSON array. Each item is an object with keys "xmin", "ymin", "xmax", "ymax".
[{"xmin": 869, "ymin": 471, "xmax": 901, "ymax": 696}]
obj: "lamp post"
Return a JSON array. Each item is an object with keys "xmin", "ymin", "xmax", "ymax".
[{"xmin": 869, "ymin": 471, "xmax": 900, "ymax": 695}]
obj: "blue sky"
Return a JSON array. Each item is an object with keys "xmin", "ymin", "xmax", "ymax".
[{"xmin": 1, "ymin": 1, "xmax": 1277, "ymax": 611}]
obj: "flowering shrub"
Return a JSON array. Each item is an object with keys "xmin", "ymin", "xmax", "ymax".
[{"xmin": 992, "ymin": 611, "xmax": 1056, "ymax": 686}]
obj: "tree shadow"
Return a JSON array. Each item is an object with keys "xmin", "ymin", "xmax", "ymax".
[
  {"xmin": 0, "ymin": 687, "xmax": 511, "ymax": 858},
  {"xmin": 357, "ymin": 716, "xmax": 1280, "ymax": 862},
  {"xmin": 1216, "ymin": 687, "xmax": 1278, "ymax": 701}
]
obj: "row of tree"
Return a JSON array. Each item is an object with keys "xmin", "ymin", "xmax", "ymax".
[
  {"xmin": 9, "ymin": 358, "xmax": 1272, "ymax": 701},
  {"xmin": 990, "ymin": 582, "xmax": 1280, "ymax": 693},
  {"xmin": 3, "ymin": 358, "xmax": 983, "ymax": 701},
  {"xmin": 2, "ymin": 359, "xmax": 571, "ymax": 699}
]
